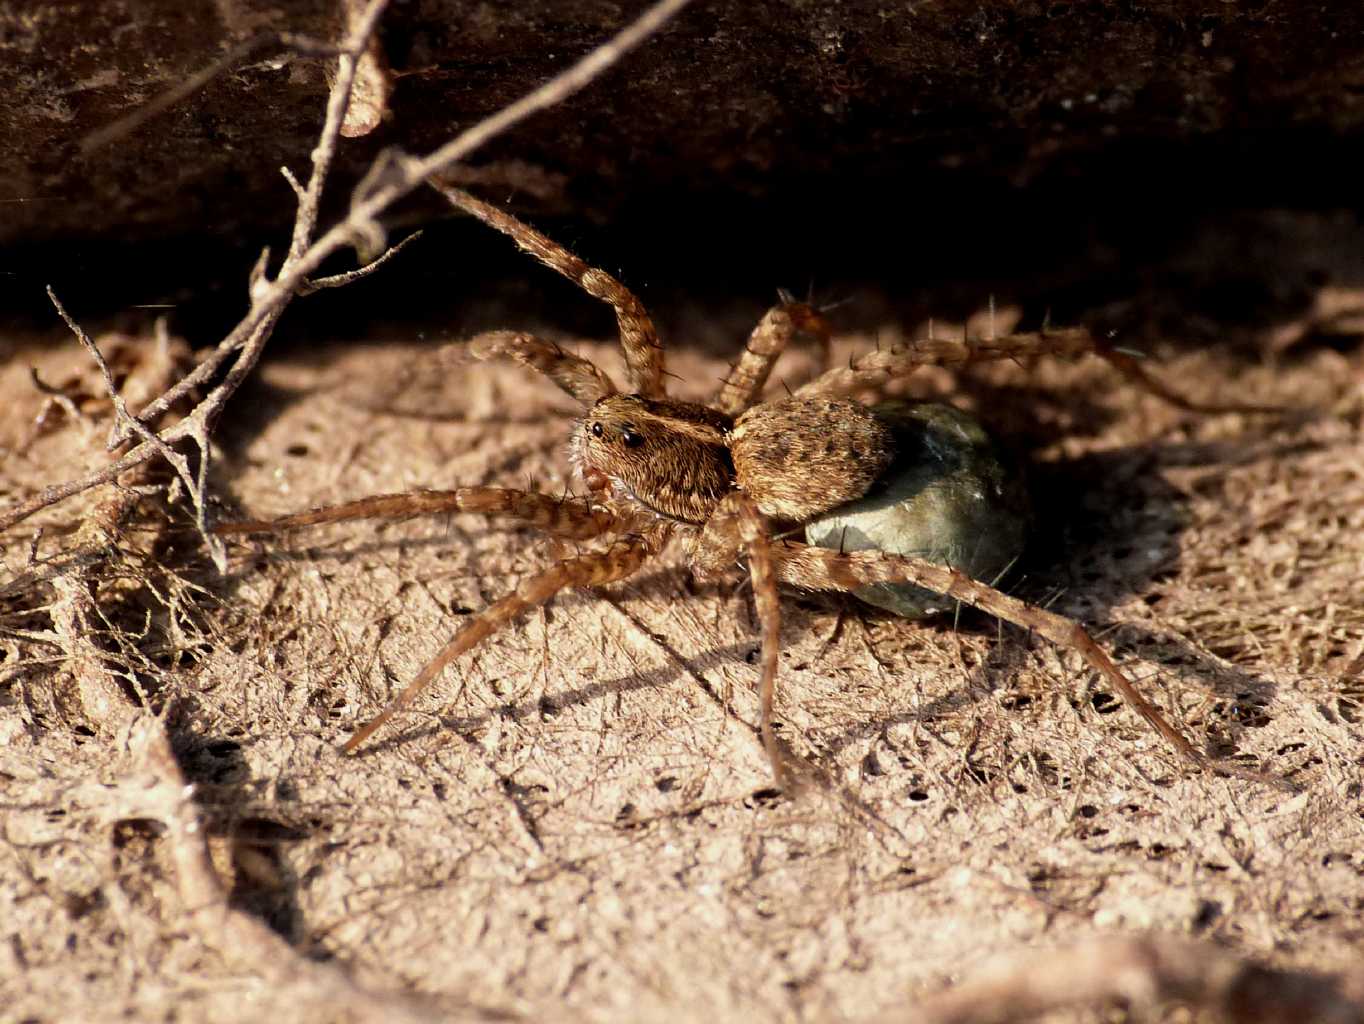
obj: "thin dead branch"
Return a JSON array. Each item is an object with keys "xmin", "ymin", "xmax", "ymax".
[
  {"xmin": 0, "ymin": 0, "xmax": 694, "ymax": 566},
  {"xmin": 47, "ymin": 477, "xmax": 149, "ymax": 739},
  {"xmin": 47, "ymin": 289, "xmax": 218, "ymax": 556},
  {"xmin": 39, "ymin": 328, "xmax": 191, "ymax": 736},
  {"xmin": 296, "ymin": 228, "xmax": 424, "ymax": 294}
]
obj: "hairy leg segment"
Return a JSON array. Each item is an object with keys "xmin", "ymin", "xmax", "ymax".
[
  {"xmin": 432, "ymin": 180, "xmax": 665, "ymax": 399},
  {"xmin": 215, "ymin": 486, "xmax": 617, "ymax": 542},
  {"xmin": 711, "ymin": 300, "xmax": 832, "ymax": 416},
  {"xmin": 468, "ymin": 330, "xmax": 618, "ymax": 404},
  {"xmin": 795, "ymin": 326, "xmax": 1104, "ymax": 399}
]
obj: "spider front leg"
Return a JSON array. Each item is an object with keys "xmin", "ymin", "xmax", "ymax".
[
  {"xmin": 693, "ymin": 493, "xmax": 789, "ymax": 787},
  {"xmin": 771, "ymin": 540, "xmax": 1210, "ymax": 771},
  {"xmin": 469, "ymin": 330, "xmax": 617, "ymax": 404},
  {"xmin": 710, "ymin": 298, "xmax": 832, "ymax": 416},
  {"xmin": 215, "ymin": 486, "xmax": 616, "ymax": 542},
  {"xmin": 343, "ymin": 530, "xmax": 663, "ymax": 753},
  {"xmin": 432, "ymin": 180, "xmax": 666, "ymax": 398},
  {"xmin": 795, "ymin": 326, "xmax": 1100, "ymax": 399}
]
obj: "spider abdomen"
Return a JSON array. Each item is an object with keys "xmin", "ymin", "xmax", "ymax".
[{"xmin": 730, "ymin": 397, "xmax": 895, "ymax": 521}]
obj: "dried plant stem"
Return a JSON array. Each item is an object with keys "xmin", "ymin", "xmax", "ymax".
[
  {"xmin": 39, "ymin": 326, "xmax": 195, "ymax": 733},
  {"xmin": 0, "ymin": 0, "xmax": 394, "ymax": 561},
  {"xmin": 0, "ymin": 0, "xmax": 693, "ymax": 554},
  {"xmin": 47, "ymin": 288, "xmax": 217, "ymax": 553},
  {"xmin": 48, "ymin": 463, "xmax": 171, "ymax": 737},
  {"xmin": 297, "ymin": 228, "xmax": 423, "ymax": 293},
  {"xmin": 121, "ymin": 716, "xmax": 449, "ymax": 1023}
]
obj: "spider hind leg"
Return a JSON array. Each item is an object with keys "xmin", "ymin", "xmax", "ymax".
[
  {"xmin": 343, "ymin": 532, "xmax": 659, "ymax": 753},
  {"xmin": 771, "ymin": 541, "xmax": 1209, "ymax": 771}
]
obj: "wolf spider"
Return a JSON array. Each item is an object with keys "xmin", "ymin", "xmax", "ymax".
[{"xmin": 217, "ymin": 178, "xmax": 1211, "ymax": 790}]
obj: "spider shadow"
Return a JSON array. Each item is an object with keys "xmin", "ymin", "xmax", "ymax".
[
  {"xmin": 794, "ymin": 426, "xmax": 1322, "ymax": 778},
  {"xmin": 162, "ymin": 728, "xmax": 311, "ymax": 945},
  {"xmin": 211, "ymin": 349, "xmax": 583, "ymax": 468},
  {"xmin": 208, "ymin": 532, "xmax": 474, "ymax": 586},
  {"xmin": 353, "ymin": 640, "xmax": 761, "ymax": 757}
]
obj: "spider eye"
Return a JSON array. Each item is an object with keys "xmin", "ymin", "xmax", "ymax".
[
  {"xmin": 590, "ymin": 422, "xmax": 604, "ymax": 438},
  {"xmin": 621, "ymin": 427, "xmax": 645, "ymax": 449}
]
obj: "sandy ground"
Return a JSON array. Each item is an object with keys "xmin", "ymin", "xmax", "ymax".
[{"xmin": 1, "ymin": 305, "xmax": 1362, "ymax": 1022}]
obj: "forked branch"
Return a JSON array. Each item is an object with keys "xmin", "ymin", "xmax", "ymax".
[{"xmin": 0, "ymin": 0, "xmax": 695, "ymax": 547}]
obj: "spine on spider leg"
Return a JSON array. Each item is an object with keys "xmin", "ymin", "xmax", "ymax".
[
  {"xmin": 774, "ymin": 544, "xmax": 1209, "ymax": 770},
  {"xmin": 897, "ymin": 326, "xmax": 1097, "ymax": 368},
  {"xmin": 214, "ymin": 487, "xmax": 613, "ymax": 540},
  {"xmin": 341, "ymin": 534, "xmax": 655, "ymax": 754}
]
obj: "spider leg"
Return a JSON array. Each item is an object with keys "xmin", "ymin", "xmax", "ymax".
[
  {"xmin": 432, "ymin": 180, "xmax": 666, "ymax": 399},
  {"xmin": 794, "ymin": 326, "xmax": 1099, "ymax": 399},
  {"xmin": 343, "ymin": 531, "xmax": 660, "ymax": 753},
  {"xmin": 695, "ymin": 493, "xmax": 788, "ymax": 787},
  {"xmin": 770, "ymin": 540, "xmax": 1210, "ymax": 771},
  {"xmin": 793, "ymin": 325, "xmax": 1268, "ymax": 415},
  {"xmin": 470, "ymin": 330, "xmax": 617, "ymax": 404},
  {"xmin": 215, "ymin": 486, "xmax": 616, "ymax": 542},
  {"xmin": 710, "ymin": 300, "xmax": 831, "ymax": 416}
]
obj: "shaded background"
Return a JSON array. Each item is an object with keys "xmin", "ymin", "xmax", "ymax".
[{"xmin": 4, "ymin": 0, "xmax": 1362, "ymax": 350}]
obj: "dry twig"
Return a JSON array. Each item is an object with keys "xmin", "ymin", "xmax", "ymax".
[
  {"xmin": 114, "ymin": 715, "xmax": 449, "ymax": 1023},
  {"xmin": 0, "ymin": 0, "xmax": 694, "ymax": 570},
  {"xmin": 46, "ymin": 289, "xmax": 216, "ymax": 554},
  {"xmin": 32, "ymin": 327, "xmax": 193, "ymax": 735}
]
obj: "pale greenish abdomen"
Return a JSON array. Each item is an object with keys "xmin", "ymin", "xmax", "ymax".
[{"xmin": 804, "ymin": 401, "xmax": 1030, "ymax": 618}]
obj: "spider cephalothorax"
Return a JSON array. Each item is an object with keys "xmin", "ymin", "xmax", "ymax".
[
  {"xmin": 573, "ymin": 395, "xmax": 734, "ymax": 524},
  {"xmin": 218, "ymin": 179, "xmax": 1221, "ymax": 789}
]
